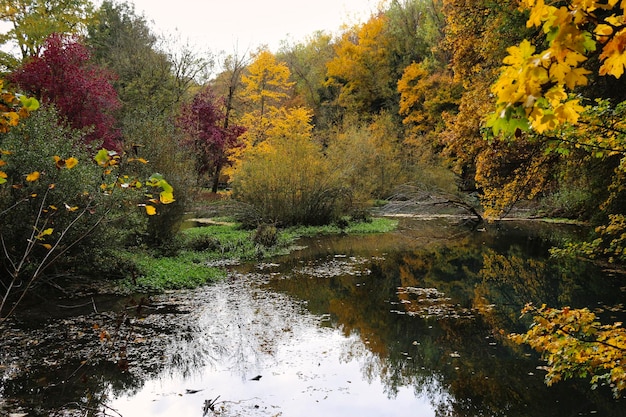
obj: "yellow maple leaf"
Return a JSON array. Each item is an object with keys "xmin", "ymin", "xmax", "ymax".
[
  {"xmin": 554, "ymin": 99, "xmax": 585, "ymax": 124},
  {"xmin": 563, "ymin": 67, "xmax": 590, "ymax": 89},
  {"xmin": 599, "ymin": 31, "xmax": 626, "ymax": 77},
  {"xmin": 503, "ymin": 40, "xmax": 536, "ymax": 67},
  {"xmin": 526, "ymin": 0, "xmax": 555, "ymax": 28},
  {"xmin": 144, "ymin": 205, "xmax": 157, "ymax": 215}
]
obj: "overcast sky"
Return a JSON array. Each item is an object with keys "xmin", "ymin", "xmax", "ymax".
[{"xmin": 129, "ymin": 0, "xmax": 380, "ymax": 54}]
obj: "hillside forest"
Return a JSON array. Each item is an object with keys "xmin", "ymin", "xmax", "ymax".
[{"xmin": 1, "ymin": 0, "xmax": 626, "ymax": 396}]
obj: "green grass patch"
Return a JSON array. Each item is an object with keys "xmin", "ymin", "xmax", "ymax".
[
  {"xmin": 119, "ymin": 216, "xmax": 398, "ymax": 293},
  {"xmin": 285, "ymin": 217, "xmax": 398, "ymax": 237},
  {"xmin": 125, "ymin": 252, "xmax": 225, "ymax": 292}
]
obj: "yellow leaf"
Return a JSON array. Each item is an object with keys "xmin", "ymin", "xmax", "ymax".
[
  {"xmin": 144, "ymin": 205, "xmax": 157, "ymax": 215},
  {"xmin": 0, "ymin": 170, "xmax": 7, "ymax": 178},
  {"xmin": 65, "ymin": 157, "xmax": 79, "ymax": 169},
  {"xmin": 42, "ymin": 228, "xmax": 53, "ymax": 236},
  {"xmin": 26, "ymin": 171, "xmax": 40, "ymax": 182},
  {"xmin": 64, "ymin": 203, "xmax": 78, "ymax": 212},
  {"xmin": 554, "ymin": 99, "xmax": 585, "ymax": 124},
  {"xmin": 53, "ymin": 155, "xmax": 64, "ymax": 168},
  {"xmin": 41, "ymin": 243, "xmax": 52, "ymax": 250},
  {"xmin": 4, "ymin": 111, "xmax": 19, "ymax": 126},
  {"xmin": 159, "ymin": 191, "xmax": 175, "ymax": 204},
  {"xmin": 503, "ymin": 40, "xmax": 536, "ymax": 67},
  {"xmin": 599, "ymin": 31, "xmax": 626, "ymax": 77}
]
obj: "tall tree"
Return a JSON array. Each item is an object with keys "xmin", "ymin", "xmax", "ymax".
[
  {"xmin": 277, "ymin": 31, "xmax": 337, "ymax": 129},
  {"xmin": 10, "ymin": 33, "xmax": 121, "ymax": 149},
  {"xmin": 87, "ymin": 1, "xmax": 205, "ymax": 117},
  {"xmin": 326, "ymin": 14, "xmax": 397, "ymax": 116},
  {"xmin": 439, "ymin": 0, "xmax": 528, "ymax": 191},
  {"xmin": 0, "ymin": 0, "xmax": 93, "ymax": 66},
  {"xmin": 176, "ymin": 87, "xmax": 245, "ymax": 191},
  {"xmin": 238, "ymin": 49, "xmax": 295, "ymax": 147}
]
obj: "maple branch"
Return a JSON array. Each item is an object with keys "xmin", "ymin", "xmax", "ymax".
[{"xmin": 553, "ymin": 323, "xmax": 626, "ymax": 353}]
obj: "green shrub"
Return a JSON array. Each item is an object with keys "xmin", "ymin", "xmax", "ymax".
[
  {"xmin": 253, "ymin": 223, "xmax": 278, "ymax": 247},
  {"xmin": 0, "ymin": 107, "xmax": 143, "ymax": 281}
]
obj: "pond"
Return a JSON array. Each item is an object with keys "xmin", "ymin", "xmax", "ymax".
[{"xmin": 1, "ymin": 218, "xmax": 625, "ymax": 416}]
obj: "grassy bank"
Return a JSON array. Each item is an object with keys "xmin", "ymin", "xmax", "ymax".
[{"xmin": 121, "ymin": 217, "xmax": 398, "ymax": 292}]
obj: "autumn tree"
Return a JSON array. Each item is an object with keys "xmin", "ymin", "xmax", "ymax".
[
  {"xmin": 398, "ymin": 61, "xmax": 462, "ymax": 159},
  {"xmin": 439, "ymin": 0, "xmax": 528, "ymax": 191},
  {"xmin": 232, "ymin": 105, "xmax": 349, "ymax": 226},
  {"xmin": 237, "ymin": 49, "xmax": 294, "ymax": 146},
  {"xmin": 326, "ymin": 13, "xmax": 398, "ymax": 117},
  {"xmin": 278, "ymin": 31, "xmax": 338, "ymax": 132},
  {"xmin": 484, "ymin": 0, "xmax": 626, "ymax": 395},
  {"xmin": 0, "ymin": 0, "xmax": 94, "ymax": 68},
  {"xmin": 177, "ymin": 86, "xmax": 245, "ymax": 191},
  {"xmin": 10, "ymin": 33, "xmax": 121, "ymax": 149}
]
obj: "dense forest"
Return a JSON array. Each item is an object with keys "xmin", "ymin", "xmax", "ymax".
[{"xmin": 1, "ymin": 0, "xmax": 626, "ymax": 396}]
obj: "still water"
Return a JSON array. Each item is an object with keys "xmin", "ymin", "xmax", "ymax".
[{"xmin": 1, "ymin": 218, "xmax": 625, "ymax": 416}]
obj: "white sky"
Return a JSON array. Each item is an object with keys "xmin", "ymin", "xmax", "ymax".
[{"xmin": 128, "ymin": 0, "xmax": 381, "ymax": 55}]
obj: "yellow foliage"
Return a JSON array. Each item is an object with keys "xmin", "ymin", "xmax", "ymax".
[
  {"xmin": 511, "ymin": 304, "xmax": 626, "ymax": 397},
  {"xmin": 240, "ymin": 50, "xmax": 294, "ymax": 111},
  {"xmin": 490, "ymin": 0, "xmax": 626, "ymax": 133},
  {"xmin": 326, "ymin": 14, "xmax": 395, "ymax": 113}
]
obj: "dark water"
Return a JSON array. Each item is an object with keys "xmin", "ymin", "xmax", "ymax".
[{"xmin": 1, "ymin": 218, "xmax": 625, "ymax": 416}]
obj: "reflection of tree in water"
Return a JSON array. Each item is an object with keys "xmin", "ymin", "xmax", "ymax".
[
  {"xmin": 0, "ymin": 310, "xmax": 163, "ymax": 415},
  {"xmin": 267, "ymin": 222, "xmax": 625, "ymax": 416},
  {"xmin": 166, "ymin": 273, "xmax": 319, "ymax": 381}
]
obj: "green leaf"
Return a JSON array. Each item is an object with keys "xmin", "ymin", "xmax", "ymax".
[
  {"xmin": 94, "ymin": 149, "xmax": 110, "ymax": 166},
  {"xmin": 18, "ymin": 95, "xmax": 40, "ymax": 111}
]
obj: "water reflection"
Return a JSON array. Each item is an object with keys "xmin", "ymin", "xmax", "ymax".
[
  {"xmin": 263, "ymin": 220, "xmax": 625, "ymax": 416},
  {"xmin": 1, "ymin": 219, "xmax": 625, "ymax": 416},
  {"xmin": 111, "ymin": 274, "xmax": 438, "ymax": 417}
]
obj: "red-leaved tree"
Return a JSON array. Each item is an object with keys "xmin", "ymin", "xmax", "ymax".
[
  {"xmin": 176, "ymin": 87, "xmax": 245, "ymax": 192},
  {"xmin": 10, "ymin": 33, "xmax": 121, "ymax": 150}
]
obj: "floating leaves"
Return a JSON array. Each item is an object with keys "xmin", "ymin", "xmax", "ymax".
[
  {"xmin": 53, "ymin": 155, "xmax": 79, "ymax": 169},
  {"xmin": 391, "ymin": 287, "xmax": 475, "ymax": 319}
]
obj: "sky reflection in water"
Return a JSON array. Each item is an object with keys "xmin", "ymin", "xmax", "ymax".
[{"xmin": 110, "ymin": 273, "xmax": 439, "ymax": 417}]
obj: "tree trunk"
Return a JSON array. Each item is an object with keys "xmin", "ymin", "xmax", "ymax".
[{"xmin": 211, "ymin": 162, "xmax": 222, "ymax": 193}]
